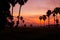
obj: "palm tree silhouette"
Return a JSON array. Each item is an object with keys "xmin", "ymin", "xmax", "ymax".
[
  {"xmin": 52, "ymin": 7, "xmax": 60, "ymax": 26},
  {"xmin": 24, "ymin": 24, "xmax": 26, "ymax": 28},
  {"xmin": 39, "ymin": 16, "xmax": 42, "ymax": 26},
  {"xmin": 22, "ymin": 20, "xmax": 25, "ymax": 23},
  {"xmin": 53, "ymin": 13, "xmax": 56, "ymax": 25},
  {"xmin": 42, "ymin": 15, "xmax": 46, "ymax": 26},
  {"xmin": 30, "ymin": 24, "xmax": 33, "ymax": 27},
  {"xmin": 53, "ymin": 7, "xmax": 59, "ymax": 19},
  {"xmin": 10, "ymin": 0, "xmax": 17, "ymax": 16},
  {"xmin": 15, "ymin": 16, "xmax": 24, "ymax": 28},
  {"xmin": 9, "ymin": 0, "xmax": 17, "ymax": 27},
  {"xmin": 20, "ymin": 16, "xmax": 23, "ymax": 20},
  {"xmin": 46, "ymin": 10, "xmax": 51, "ymax": 26},
  {"xmin": 17, "ymin": 0, "xmax": 28, "ymax": 27}
]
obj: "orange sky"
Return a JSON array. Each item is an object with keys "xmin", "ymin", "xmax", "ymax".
[{"xmin": 10, "ymin": 0, "xmax": 60, "ymax": 26}]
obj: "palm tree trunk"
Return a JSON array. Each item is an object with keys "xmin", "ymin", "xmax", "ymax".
[{"xmin": 17, "ymin": 5, "xmax": 22, "ymax": 27}]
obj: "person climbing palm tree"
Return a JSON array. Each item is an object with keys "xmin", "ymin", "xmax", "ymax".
[
  {"xmin": 16, "ymin": 0, "xmax": 28, "ymax": 27},
  {"xmin": 46, "ymin": 10, "xmax": 51, "ymax": 26}
]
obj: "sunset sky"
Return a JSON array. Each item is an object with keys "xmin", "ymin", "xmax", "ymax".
[{"xmin": 10, "ymin": 0, "xmax": 60, "ymax": 26}]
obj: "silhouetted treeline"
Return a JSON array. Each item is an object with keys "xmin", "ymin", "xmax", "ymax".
[
  {"xmin": 0, "ymin": 0, "xmax": 60, "ymax": 31},
  {"xmin": 39, "ymin": 7, "xmax": 60, "ymax": 27}
]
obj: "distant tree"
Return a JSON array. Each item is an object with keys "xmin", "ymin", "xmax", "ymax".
[
  {"xmin": 22, "ymin": 20, "xmax": 25, "ymax": 23},
  {"xmin": 46, "ymin": 10, "xmax": 51, "ymax": 26},
  {"xmin": 42, "ymin": 15, "xmax": 46, "ymax": 26},
  {"xmin": 20, "ymin": 16, "xmax": 23, "ymax": 20},
  {"xmin": 53, "ymin": 13, "xmax": 56, "ymax": 25},
  {"xmin": 30, "ymin": 24, "xmax": 33, "ymax": 27},
  {"xmin": 15, "ymin": 16, "xmax": 24, "ymax": 27},
  {"xmin": 39, "ymin": 16, "xmax": 42, "ymax": 26},
  {"xmin": 24, "ymin": 24, "xmax": 26, "ymax": 27}
]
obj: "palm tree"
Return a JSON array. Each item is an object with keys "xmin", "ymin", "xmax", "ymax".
[
  {"xmin": 10, "ymin": 0, "xmax": 17, "ymax": 16},
  {"xmin": 53, "ymin": 7, "xmax": 59, "ymax": 19},
  {"xmin": 42, "ymin": 15, "xmax": 46, "ymax": 26},
  {"xmin": 53, "ymin": 13, "xmax": 56, "ymax": 25},
  {"xmin": 9, "ymin": 0, "xmax": 17, "ymax": 27},
  {"xmin": 20, "ymin": 16, "xmax": 23, "ymax": 20},
  {"xmin": 39, "ymin": 16, "xmax": 42, "ymax": 26},
  {"xmin": 24, "ymin": 24, "xmax": 26, "ymax": 28},
  {"xmin": 22, "ymin": 20, "xmax": 25, "ymax": 23},
  {"xmin": 30, "ymin": 24, "xmax": 33, "ymax": 27},
  {"xmin": 17, "ymin": 0, "xmax": 28, "ymax": 26},
  {"xmin": 52, "ymin": 7, "xmax": 60, "ymax": 26},
  {"xmin": 46, "ymin": 10, "xmax": 51, "ymax": 26}
]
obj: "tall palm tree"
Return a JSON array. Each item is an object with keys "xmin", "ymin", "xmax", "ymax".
[
  {"xmin": 9, "ymin": 0, "xmax": 17, "ymax": 27},
  {"xmin": 53, "ymin": 13, "xmax": 56, "ymax": 25},
  {"xmin": 46, "ymin": 10, "xmax": 51, "ymax": 26},
  {"xmin": 10, "ymin": 0, "xmax": 17, "ymax": 16},
  {"xmin": 17, "ymin": 0, "xmax": 28, "ymax": 26},
  {"xmin": 39, "ymin": 16, "xmax": 42, "ymax": 26},
  {"xmin": 42, "ymin": 15, "xmax": 46, "ymax": 26}
]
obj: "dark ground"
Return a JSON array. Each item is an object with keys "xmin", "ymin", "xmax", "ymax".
[{"xmin": 0, "ymin": 25, "xmax": 60, "ymax": 40}]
